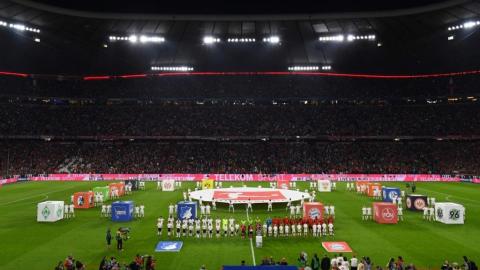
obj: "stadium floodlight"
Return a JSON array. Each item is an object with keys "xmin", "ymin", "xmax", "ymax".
[
  {"xmin": 319, "ymin": 34, "xmax": 375, "ymax": 42},
  {"xmin": 108, "ymin": 35, "xmax": 165, "ymax": 44},
  {"xmin": 128, "ymin": 35, "xmax": 138, "ymax": 43},
  {"xmin": 34, "ymin": 38, "xmax": 40, "ymax": 43},
  {"xmin": 448, "ymin": 35, "xmax": 454, "ymax": 40},
  {"xmin": 7, "ymin": 23, "xmax": 40, "ymax": 33},
  {"xmin": 0, "ymin": 20, "xmax": 39, "ymax": 33},
  {"xmin": 227, "ymin": 37, "xmax": 256, "ymax": 43},
  {"xmin": 203, "ymin": 36, "xmax": 221, "ymax": 44},
  {"xmin": 139, "ymin": 35, "xmax": 165, "ymax": 43},
  {"xmin": 448, "ymin": 20, "xmax": 480, "ymax": 31},
  {"xmin": 322, "ymin": 65, "xmax": 331, "ymax": 70},
  {"xmin": 319, "ymin": 34, "xmax": 345, "ymax": 42},
  {"xmin": 151, "ymin": 66, "xmax": 194, "ymax": 72},
  {"xmin": 287, "ymin": 66, "xmax": 319, "ymax": 71},
  {"xmin": 263, "ymin": 36, "xmax": 280, "ymax": 44}
]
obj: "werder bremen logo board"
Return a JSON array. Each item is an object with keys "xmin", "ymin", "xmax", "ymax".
[
  {"xmin": 42, "ymin": 206, "xmax": 51, "ymax": 219},
  {"xmin": 56, "ymin": 208, "xmax": 63, "ymax": 218}
]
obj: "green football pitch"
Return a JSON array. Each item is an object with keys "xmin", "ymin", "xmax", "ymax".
[{"xmin": 0, "ymin": 181, "xmax": 479, "ymax": 270}]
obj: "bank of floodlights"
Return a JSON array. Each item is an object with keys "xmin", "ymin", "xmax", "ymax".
[
  {"xmin": 203, "ymin": 36, "xmax": 221, "ymax": 44},
  {"xmin": 109, "ymin": 35, "xmax": 165, "ymax": 43},
  {"xmin": 0, "ymin": 20, "xmax": 40, "ymax": 33},
  {"xmin": 288, "ymin": 66, "xmax": 319, "ymax": 71},
  {"xmin": 227, "ymin": 37, "xmax": 256, "ymax": 43},
  {"xmin": 447, "ymin": 20, "xmax": 480, "ymax": 31},
  {"xmin": 263, "ymin": 36, "xmax": 280, "ymax": 44},
  {"xmin": 319, "ymin": 34, "xmax": 375, "ymax": 42},
  {"xmin": 151, "ymin": 66, "xmax": 194, "ymax": 72}
]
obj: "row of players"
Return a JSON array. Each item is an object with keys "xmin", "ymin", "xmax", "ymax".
[
  {"xmin": 63, "ymin": 204, "xmax": 75, "ymax": 218},
  {"xmin": 156, "ymin": 216, "xmax": 335, "ymax": 238},
  {"xmin": 100, "ymin": 204, "xmax": 146, "ymax": 218}
]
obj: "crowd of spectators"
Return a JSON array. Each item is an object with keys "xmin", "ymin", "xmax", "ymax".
[
  {"xmin": 1, "ymin": 141, "xmax": 479, "ymax": 176},
  {"xmin": 0, "ymin": 102, "xmax": 479, "ymax": 137},
  {"xmin": 0, "ymin": 74, "xmax": 479, "ymax": 177}
]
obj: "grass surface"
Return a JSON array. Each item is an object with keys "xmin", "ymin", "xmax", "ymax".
[{"xmin": 0, "ymin": 181, "xmax": 479, "ymax": 270}]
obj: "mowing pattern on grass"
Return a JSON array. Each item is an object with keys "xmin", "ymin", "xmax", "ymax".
[{"xmin": 0, "ymin": 181, "xmax": 479, "ymax": 270}]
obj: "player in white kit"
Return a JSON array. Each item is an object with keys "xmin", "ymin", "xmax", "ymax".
[
  {"xmin": 212, "ymin": 199, "xmax": 216, "ymax": 210},
  {"xmin": 329, "ymin": 205, "xmax": 335, "ymax": 217},
  {"xmin": 362, "ymin": 206, "xmax": 367, "ymax": 220},
  {"xmin": 200, "ymin": 205, "xmax": 206, "ymax": 217},
  {"xmin": 134, "ymin": 206, "xmax": 140, "ymax": 218},
  {"xmin": 205, "ymin": 204, "xmax": 211, "ymax": 216},
  {"xmin": 166, "ymin": 221, "xmax": 172, "ymax": 237},
  {"xmin": 286, "ymin": 198, "xmax": 292, "ymax": 212},
  {"xmin": 246, "ymin": 199, "xmax": 253, "ymax": 213},
  {"xmin": 100, "ymin": 205, "xmax": 107, "ymax": 217},
  {"xmin": 289, "ymin": 205, "xmax": 296, "ymax": 217},
  {"xmin": 366, "ymin": 207, "xmax": 372, "ymax": 220},
  {"xmin": 139, "ymin": 205, "xmax": 145, "ymax": 218},
  {"xmin": 328, "ymin": 222, "xmax": 334, "ymax": 236},
  {"xmin": 273, "ymin": 224, "xmax": 278, "ymax": 237},
  {"xmin": 69, "ymin": 204, "xmax": 75, "ymax": 218},
  {"xmin": 64, "ymin": 204, "xmax": 70, "ymax": 218},
  {"xmin": 267, "ymin": 224, "xmax": 272, "ymax": 237},
  {"xmin": 267, "ymin": 200, "xmax": 273, "ymax": 212},
  {"xmin": 322, "ymin": 223, "xmax": 327, "ymax": 236},
  {"xmin": 423, "ymin": 207, "xmax": 429, "ymax": 220},
  {"xmin": 295, "ymin": 205, "xmax": 302, "ymax": 217},
  {"xmin": 429, "ymin": 207, "xmax": 436, "ymax": 221},
  {"xmin": 228, "ymin": 200, "xmax": 234, "ymax": 213},
  {"xmin": 303, "ymin": 223, "xmax": 308, "ymax": 236},
  {"xmin": 157, "ymin": 217, "xmax": 164, "ymax": 236},
  {"xmin": 397, "ymin": 206, "xmax": 403, "ymax": 221}
]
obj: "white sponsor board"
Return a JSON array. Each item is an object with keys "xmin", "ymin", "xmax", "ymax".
[
  {"xmin": 435, "ymin": 202, "xmax": 465, "ymax": 224},
  {"xmin": 162, "ymin": 179, "xmax": 175, "ymax": 191},
  {"xmin": 37, "ymin": 201, "xmax": 64, "ymax": 222},
  {"xmin": 317, "ymin": 180, "xmax": 332, "ymax": 192}
]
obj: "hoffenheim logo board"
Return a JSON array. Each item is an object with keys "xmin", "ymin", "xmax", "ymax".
[
  {"xmin": 177, "ymin": 201, "xmax": 197, "ymax": 220},
  {"xmin": 155, "ymin": 241, "xmax": 183, "ymax": 252}
]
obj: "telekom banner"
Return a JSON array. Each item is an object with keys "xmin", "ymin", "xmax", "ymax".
[
  {"xmin": 26, "ymin": 173, "xmax": 479, "ymax": 182},
  {"xmin": 0, "ymin": 177, "xmax": 18, "ymax": 185}
]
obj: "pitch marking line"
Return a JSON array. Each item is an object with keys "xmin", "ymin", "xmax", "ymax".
[
  {"xmin": 0, "ymin": 186, "xmax": 74, "ymax": 206},
  {"xmin": 417, "ymin": 187, "xmax": 480, "ymax": 205},
  {"xmin": 246, "ymin": 208, "xmax": 257, "ymax": 266}
]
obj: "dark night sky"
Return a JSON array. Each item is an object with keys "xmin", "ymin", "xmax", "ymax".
[{"xmin": 34, "ymin": 0, "xmax": 446, "ymax": 14}]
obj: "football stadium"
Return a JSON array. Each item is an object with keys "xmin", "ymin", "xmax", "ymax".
[{"xmin": 0, "ymin": 1, "xmax": 479, "ymax": 270}]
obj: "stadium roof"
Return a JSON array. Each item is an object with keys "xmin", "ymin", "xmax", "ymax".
[{"xmin": 0, "ymin": 0, "xmax": 479, "ymax": 74}]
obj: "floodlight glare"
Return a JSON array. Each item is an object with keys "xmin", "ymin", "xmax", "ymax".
[
  {"xmin": 203, "ymin": 36, "xmax": 220, "ymax": 44},
  {"xmin": 129, "ymin": 35, "xmax": 138, "ymax": 43}
]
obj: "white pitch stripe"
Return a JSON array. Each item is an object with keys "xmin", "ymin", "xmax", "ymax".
[
  {"xmin": 0, "ymin": 185, "xmax": 74, "ymax": 206},
  {"xmin": 246, "ymin": 209, "xmax": 257, "ymax": 266}
]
